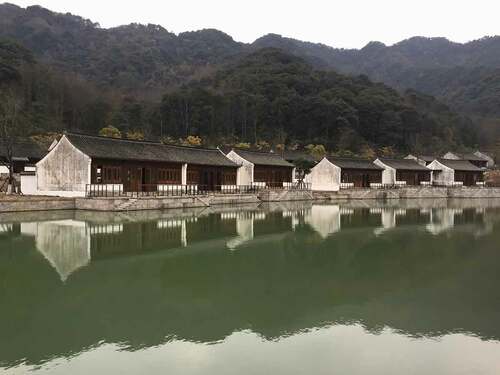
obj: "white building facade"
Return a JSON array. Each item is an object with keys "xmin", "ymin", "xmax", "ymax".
[
  {"xmin": 374, "ymin": 158, "xmax": 432, "ymax": 186},
  {"xmin": 224, "ymin": 149, "xmax": 295, "ymax": 187},
  {"xmin": 305, "ymin": 158, "xmax": 341, "ymax": 191},
  {"xmin": 306, "ymin": 157, "xmax": 383, "ymax": 191},
  {"xmin": 427, "ymin": 159, "xmax": 484, "ymax": 186}
]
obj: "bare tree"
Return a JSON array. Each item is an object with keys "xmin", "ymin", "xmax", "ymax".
[{"xmin": 0, "ymin": 91, "xmax": 25, "ymax": 194}]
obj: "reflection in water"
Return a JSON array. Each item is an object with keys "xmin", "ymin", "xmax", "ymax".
[
  {"xmin": 20, "ymin": 220, "xmax": 91, "ymax": 282},
  {"xmin": 304, "ymin": 205, "xmax": 341, "ymax": 238},
  {"xmin": 426, "ymin": 208, "xmax": 463, "ymax": 235},
  {"xmin": 1, "ymin": 199, "xmax": 500, "ymax": 374}
]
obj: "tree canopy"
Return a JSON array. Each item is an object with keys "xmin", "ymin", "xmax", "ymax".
[{"xmin": 0, "ymin": 4, "xmax": 487, "ymax": 156}]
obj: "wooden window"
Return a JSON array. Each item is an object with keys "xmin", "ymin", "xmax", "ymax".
[
  {"xmin": 187, "ymin": 170, "xmax": 199, "ymax": 184},
  {"xmin": 102, "ymin": 166, "xmax": 121, "ymax": 183},
  {"xmin": 254, "ymin": 169, "xmax": 267, "ymax": 182},
  {"xmin": 341, "ymin": 171, "xmax": 351, "ymax": 183},
  {"xmin": 158, "ymin": 168, "xmax": 181, "ymax": 184},
  {"xmin": 223, "ymin": 171, "xmax": 236, "ymax": 185}
]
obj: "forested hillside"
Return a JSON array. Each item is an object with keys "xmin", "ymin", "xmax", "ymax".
[
  {"xmin": 160, "ymin": 49, "xmax": 475, "ymax": 153},
  {"xmin": 252, "ymin": 35, "xmax": 500, "ymax": 154},
  {"xmin": 0, "ymin": 3, "xmax": 245, "ymax": 94},
  {"xmin": 3, "ymin": 2, "xmax": 500, "ymax": 116},
  {"xmin": 0, "ymin": 3, "xmax": 495, "ymax": 155},
  {"xmin": 254, "ymin": 34, "xmax": 500, "ymax": 119},
  {"xmin": 0, "ymin": 36, "xmax": 477, "ymax": 154}
]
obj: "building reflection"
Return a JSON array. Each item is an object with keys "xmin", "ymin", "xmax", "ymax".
[
  {"xmin": 20, "ymin": 220, "xmax": 91, "ymax": 282},
  {"xmin": 7, "ymin": 201, "xmax": 498, "ymax": 282},
  {"xmin": 1, "ymin": 200, "xmax": 500, "ymax": 368}
]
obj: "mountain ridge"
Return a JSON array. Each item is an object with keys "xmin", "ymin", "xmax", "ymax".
[{"xmin": 0, "ymin": 2, "xmax": 496, "ymax": 155}]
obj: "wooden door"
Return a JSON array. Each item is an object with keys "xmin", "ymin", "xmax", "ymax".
[
  {"xmin": 124, "ymin": 168, "xmax": 139, "ymax": 192},
  {"xmin": 134, "ymin": 168, "xmax": 142, "ymax": 191},
  {"xmin": 362, "ymin": 174, "xmax": 370, "ymax": 188}
]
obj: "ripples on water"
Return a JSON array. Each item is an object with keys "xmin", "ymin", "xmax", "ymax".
[{"xmin": 1, "ymin": 198, "xmax": 500, "ymax": 374}]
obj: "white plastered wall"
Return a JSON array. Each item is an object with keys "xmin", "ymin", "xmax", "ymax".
[
  {"xmin": 374, "ymin": 159, "xmax": 396, "ymax": 184},
  {"xmin": 36, "ymin": 135, "xmax": 92, "ymax": 195},
  {"xmin": 442, "ymin": 152, "xmax": 460, "ymax": 160},
  {"xmin": 427, "ymin": 160, "xmax": 454, "ymax": 185},
  {"xmin": 226, "ymin": 150, "xmax": 254, "ymax": 185},
  {"xmin": 474, "ymin": 151, "xmax": 495, "ymax": 168},
  {"xmin": 305, "ymin": 158, "xmax": 341, "ymax": 191}
]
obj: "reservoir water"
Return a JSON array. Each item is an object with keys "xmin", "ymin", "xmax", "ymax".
[{"xmin": 1, "ymin": 199, "xmax": 500, "ymax": 374}]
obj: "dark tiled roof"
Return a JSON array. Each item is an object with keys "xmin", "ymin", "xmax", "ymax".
[
  {"xmin": 326, "ymin": 157, "xmax": 383, "ymax": 170},
  {"xmin": 437, "ymin": 159, "xmax": 483, "ymax": 172},
  {"xmin": 407, "ymin": 154, "xmax": 435, "ymax": 162},
  {"xmin": 65, "ymin": 133, "xmax": 238, "ymax": 167},
  {"xmin": 444, "ymin": 152, "xmax": 486, "ymax": 162},
  {"xmin": 0, "ymin": 140, "xmax": 46, "ymax": 161},
  {"xmin": 283, "ymin": 151, "xmax": 317, "ymax": 163},
  {"xmin": 232, "ymin": 149, "xmax": 294, "ymax": 167},
  {"xmin": 419, "ymin": 155, "xmax": 436, "ymax": 162},
  {"xmin": 475, "ymin": 151, "xmax": 494, "ymax": 160},
  {"xmin": 377, "ymin": 158, "xmax": 431, "ymax": 171}
]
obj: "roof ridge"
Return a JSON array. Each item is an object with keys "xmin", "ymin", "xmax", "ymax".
[
  {"xmin": 436, "ymin": 158, "xmax": 482, "ymax": 171},
  {"xmin": 234, "ymin": 148, "xmax": 280, "ymax": 156},
  {"xmin": 379, "ymin": 157, "xmax": 415, "ymax": 160},
  {"xmin": 327, "ymin": 156, "xmax": 374, "ymax": 161},
  {"xmin": 65, "ymin": 132, "xmax": 222, "ymax": 152},
  {"xmin": 438, "ymin": 157, "xmax": 475, "ymax": 162}
]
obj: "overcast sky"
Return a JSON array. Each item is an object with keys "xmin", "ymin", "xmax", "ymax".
[{"xmin": 8, "ymin": 0, "xmax": 500, "ymax": 48}]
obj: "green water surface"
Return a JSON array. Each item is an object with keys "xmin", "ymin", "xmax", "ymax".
[{"xmin": 1, "ymin": 199, "xmax": 500, "ymax": 374}]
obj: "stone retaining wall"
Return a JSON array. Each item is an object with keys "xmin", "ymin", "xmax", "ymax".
[
  {"xmin": 0, "ymin": 198, "xmax": 75, "ymax": 213},
  {"xmin": 314, "ymin": 187, "xmax": 500, "ymax": 201},
  {"xmin": 75, "ymin": 193, "xmax": 261, "ymax": 212},
  {"xmin": 3, "ymin": 187, "xmax": 500, "ymax": 213},
  {"xmin": 76, "ymin": 196, "xmax": 206, "ymax": 211},
  {"xmin": 258, "ymin": 190, "xmax": 314, "ymax": 202},
  {"xmin": 206, "ymin": 193, "xmax": 260, "ymax": 206},
  {"xmin": 448, "ymin": 187, "xmax": 500, "ymax": 198}
]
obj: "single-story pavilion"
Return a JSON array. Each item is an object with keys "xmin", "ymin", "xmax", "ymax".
[
  {"xmin": 427, "ymin": 159, "xmax": 484, "ymax": 186},
  {"xmin": 374, "ymin": 158, "xmax": 432, "ymax": 186},
  {"xmin": 306, "ymin": 157, "xmax": 383, "ymax": 191},
  {"xmin": 442, "ymin": 152, "xmax": 491, "ymax": 169},
  {"xmin": 36, "ymin": 133, "xmax": 239, "ymax": 196},
  {"xmin": 404, "ymin": 154, "xmax": 436, "ymax": 166},
  {"xmin": 473, "ymin": 151, "xmax": 495, "ymax": 168},
  {"xmin": 0, "ymin": 140, "xmax": 46, "ymax": 174},
  {"xmin": 225, "ymin": 149, "xmax": 295, "ymax": 187}
]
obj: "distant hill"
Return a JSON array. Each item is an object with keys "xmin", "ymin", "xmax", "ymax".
[
  {"xmin": 0, "ymin": 3, "xmax": 245, "ymax": 92},
  {"xmin": 252, "ymin": 34, "xmax": 500, "ymax": 118},
  {"xmin": 2, "ymin": 2, "xmax": 500, "ymax": 116},
  {"xmin": 0, "ymin": 3, "xmax": 494, "ymax": 154},
  {"xmin": 161, "ymin": 48, "xmax": 476, "ymax": 153}
]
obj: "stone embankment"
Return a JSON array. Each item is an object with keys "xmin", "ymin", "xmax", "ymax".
[
  {"xmin": 2, "ymin": 187, "xmax": 500, "ymax": 213},
  {"xmin": 314, "ymin": 187, "xmax": 500, "ymax": 201},
  {"xmin": 75, "ymin": 193, "xmax": 261, "ymax": 211},
  {"xmin": 0, "ymin": 196, "xmax": 75, "ymax": 213}
]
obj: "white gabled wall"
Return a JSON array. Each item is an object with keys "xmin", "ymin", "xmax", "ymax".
[
  {"xmin": 405, "ymin": 154, "xmax": 427, "ymax": 167},
  {"xmin": 20, "ymin": 174, "xmax": 37, "ymax": 195},
  {"xmin": 474, "ymin": 151, "xmax": 495, "ymax": 168},
  {"xmin": 442, "ymin": 152, "xmax": 460, "ymax": 160},
  {"xmin": 427, "ymin": 160, "xmax": 454, "ymax": 185},
  {"xmin": 226, "ymin": 150, "xmax": 254, "ymax": 185},
  {"xmin": 36, "ymin": 135, "xmax": 92, "ymax": 194},
  {"xmin": 374, "ymin": 159, "xmax": 396, "ymax": 184},
  {"xmin": 305, "ymin": 158, "xmax": 341, "ymax": 191}
]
